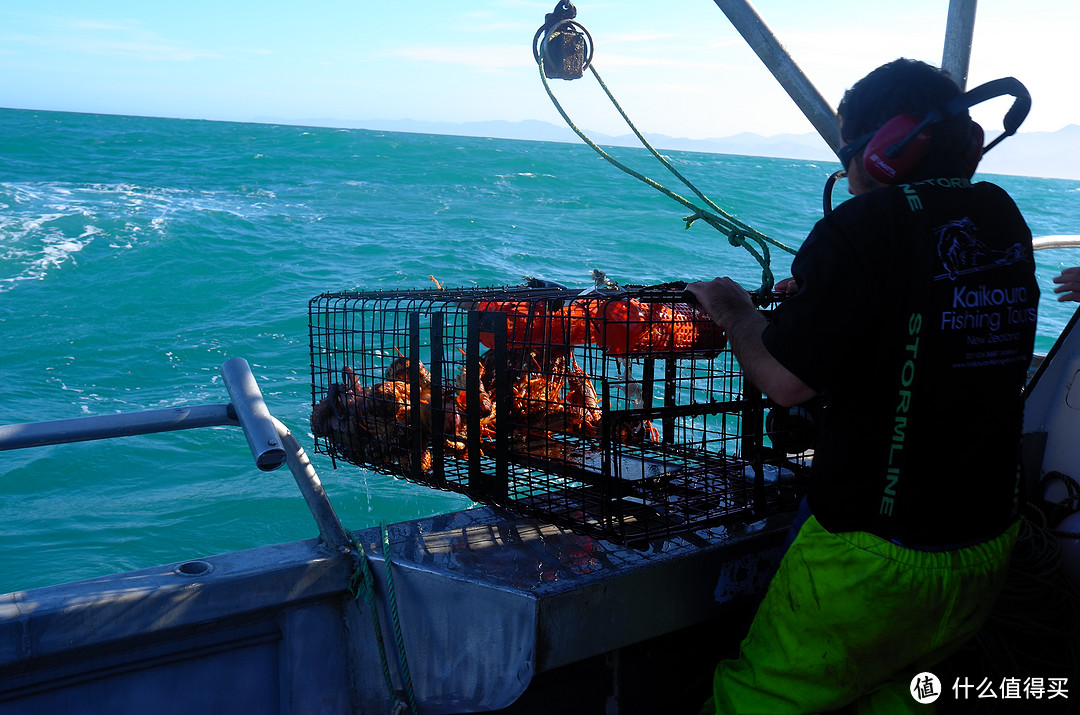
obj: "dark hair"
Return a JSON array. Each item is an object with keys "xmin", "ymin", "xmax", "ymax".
[{"xmin": 838, "ymin": 58, "xmax": 974, "ymax": 177}]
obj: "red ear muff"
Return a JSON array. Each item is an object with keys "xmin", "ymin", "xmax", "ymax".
[
  {"xmin": 863, "ymin": 113, "xmax": 933, "ymax": 184},
  {"xmin": 828, "ymin": 78, "xmax": 1029, "ymax": 214},
  {"xmin": 964, "ymin": 121, "xmax": 985, "ymax": 177}
]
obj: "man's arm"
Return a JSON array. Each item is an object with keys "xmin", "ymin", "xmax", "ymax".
[{"xmin": 686, "ymin": 278, "xmax": 817, "ymax": 407}]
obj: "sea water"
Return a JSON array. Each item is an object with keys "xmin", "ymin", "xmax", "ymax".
[{"xmin": 2, "ymin": 107, "xmax": 1077, "ymax": 592}]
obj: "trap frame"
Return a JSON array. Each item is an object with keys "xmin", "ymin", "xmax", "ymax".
[{"xmin": 309, "ymin": 283, "xmax": 809, "ymax": 544}]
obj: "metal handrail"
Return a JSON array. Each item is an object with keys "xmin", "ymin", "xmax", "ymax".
[
  {"xmin": 0, "ymin": 357, "xmax": 353, "ymax": 552},
  {"xmin": 1033, "ymin": 235, "xmax": 1080, "ymax": 251}
]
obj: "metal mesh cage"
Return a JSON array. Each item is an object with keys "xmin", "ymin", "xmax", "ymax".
[{"xmin": 309, "ymin": 284, "xmax": 809, "ymax": 544}]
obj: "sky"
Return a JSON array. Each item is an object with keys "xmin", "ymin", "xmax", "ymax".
[{"xmin": 1, "ymin": 1, "xmax": 1078, "ymax": 143}]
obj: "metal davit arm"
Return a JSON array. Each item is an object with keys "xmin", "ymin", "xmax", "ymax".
[
  {"xmin": 0, "ymin": 358, "xmax": 353, "ymax": 552},
  {"xmin": 710, "ymin": 0, "xmax": 842, "ymax": 154},
  {"xmin": 711, "ymin": 0, "xmax": 980, "ymax": 151},
  {"xmin": 942, "ymin": 0, "xmax": 978, "ymax": 90}
]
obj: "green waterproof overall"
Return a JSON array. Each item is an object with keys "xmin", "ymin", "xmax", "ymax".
[{"xmin": 704, "ymin": 515, "xmax": 1018, "ymax": 714}]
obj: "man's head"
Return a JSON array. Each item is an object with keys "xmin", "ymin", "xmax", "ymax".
[{"xmin": 838, "ymin": 58, "xmax": 975, "ymax": 186}]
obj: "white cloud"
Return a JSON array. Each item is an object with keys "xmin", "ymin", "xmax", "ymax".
[{"xmin": 4, "ymin": 15, "xmax": 220, "ymax": 62}]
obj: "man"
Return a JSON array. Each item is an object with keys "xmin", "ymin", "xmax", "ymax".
[{"xmin": 688, "ymin": 58, "xmax": 1038, "ymax": 713}]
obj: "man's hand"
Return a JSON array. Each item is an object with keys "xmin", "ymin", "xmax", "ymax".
[
  {"xmin": 774, "ymin": 277, "xmax": 799, "ymax": 295},
  {"xmin": 685, "ymin": 277, "xmax": 757, "ymax": 328},
  {"xmin": 1053, "ymin": 267, "xmax": 1080, "ymax": 302},
  {"xmin": 686, "ymin": 277, "xmax": 816, "ymax": 407}
]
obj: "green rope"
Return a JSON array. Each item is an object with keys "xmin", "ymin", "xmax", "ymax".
[
  {"xmin": 346, "ymin": 530, "xmax": 418, "ymax": 715},
  {"xmin": 347, "ymin": 536, "xmax": 398, "ymax": 701},
  {"xmin": 537, "ymin": 48, "xmax": 797, "ymax": 295},
  {"xmin": 381, "ymin": 522, "xmax": 419, "ymax": 715}
]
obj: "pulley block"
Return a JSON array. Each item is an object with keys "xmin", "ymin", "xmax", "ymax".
[{"xmin": 532, "ymin": 1, "xmax": 594, "ymax": 80}]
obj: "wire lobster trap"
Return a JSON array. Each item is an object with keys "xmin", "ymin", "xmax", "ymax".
[{"xmin": 309, "ymin": 283, "xmax": 809, "ymax": 544}]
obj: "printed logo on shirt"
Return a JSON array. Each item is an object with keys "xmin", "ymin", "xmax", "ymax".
[
  {"xmin": 934, "ymin": 217, "xmax": 1026, "ymax": 281},
  {"xmin": 930, "ymin": 217, "xmax": 1037, "ymax": 368}
]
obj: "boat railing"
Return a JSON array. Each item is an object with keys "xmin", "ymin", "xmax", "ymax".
[
  {"xmin": 0, "ymin": 357, "xmax": 354, "ymax": 552},
  {"xmin": 1033, "ymin": 235, "xmax": 1080, "ymax": 251}
]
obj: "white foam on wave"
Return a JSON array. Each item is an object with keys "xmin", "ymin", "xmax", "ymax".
[
  {"xmin": 0, "ymin": 179, "xmax": 224, "ymax": 291},
  {"xmin": 0, "ymin": 230, "xmax": 96, "ymax": 292},
  {"xmin": 0, "ymin": 201, "xmax": 103, "ymax": 290}
]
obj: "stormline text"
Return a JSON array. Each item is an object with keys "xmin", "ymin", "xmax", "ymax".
[{"xmin": 881, "ymin": 312, "xmax": 922, "ymax": 517}]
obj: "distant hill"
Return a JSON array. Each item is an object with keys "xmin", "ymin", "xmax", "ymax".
[
  {"xmin": 266, "ymin": 116, "xmax": 1080, "ymax": 181},
  {"xmin": 975, "ymin": 124, "xmax": 1080, "ymax": 181}
]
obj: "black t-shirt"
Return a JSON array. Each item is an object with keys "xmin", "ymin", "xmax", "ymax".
[{"xmin": 762, "ymin": 177, "xmax": 1038, "ymax": 545}]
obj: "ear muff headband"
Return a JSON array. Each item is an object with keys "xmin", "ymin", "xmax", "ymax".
[
  {"xmin": 837, "ymin": 76, "xmax": 1031, "ymax": 184},
  {"xmin": 962, "ymin": 76, "xmax": 1031, "ymax": 152}
]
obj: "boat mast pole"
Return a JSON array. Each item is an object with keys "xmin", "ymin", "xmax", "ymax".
[
  {"xmin": 710, "ymin": 0, "xmax": 842, "ymax": 154},
  {"xmin": 942, "ymin": 0, "xmax": 978, "ymax": 90}
]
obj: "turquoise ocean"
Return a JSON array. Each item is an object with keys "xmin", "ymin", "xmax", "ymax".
[{"xmin": 2, "ymin": 106, "xmax": 1078, "ymax": 593}]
